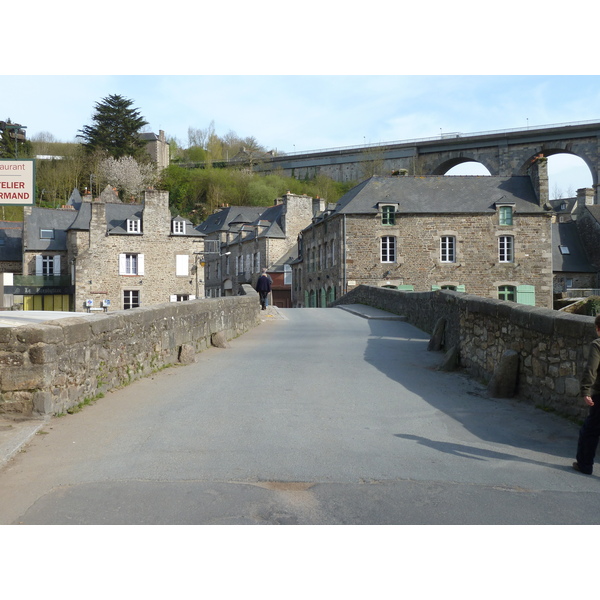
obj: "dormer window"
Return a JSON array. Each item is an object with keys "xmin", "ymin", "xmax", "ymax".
[
  {"xmin": 127, "ymin": 217, "xmax": 141, "ymax": 234},
  {"xmin": 496, "ymin": 203, "xmax": 515, "ymax": 226},
  {"xmin": 172, "ymin": 219, "xmax": 185, "ymax": 235},
  {"xmin": 40, "ymin": 229, "xmax": 54, "ymax": 239},
  {"xmin": 379, "ymin": 204, "xmax": 398, "ymax": 226}
]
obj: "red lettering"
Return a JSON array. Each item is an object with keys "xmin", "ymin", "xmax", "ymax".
[{"xmin": 0, "ymin": 181, "xmax": 25, "ymax": 188}]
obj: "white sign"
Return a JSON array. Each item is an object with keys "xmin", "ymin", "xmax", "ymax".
[{"xmin": 0, "ymin": 159, "xmax": 35, "ymax": 205}]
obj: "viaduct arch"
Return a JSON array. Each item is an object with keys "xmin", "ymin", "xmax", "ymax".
[{"xmin": 255, "ymin": 120, "xmax": 600, "ymax": 199}]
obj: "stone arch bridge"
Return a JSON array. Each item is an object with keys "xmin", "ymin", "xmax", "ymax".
[{"xmin": 255, "ymin": 120, "xmax": 600, "ymax": 198}]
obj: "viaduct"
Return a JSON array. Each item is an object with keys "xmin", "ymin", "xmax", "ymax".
[{"xmin": 253, "ymin": 120, "xmax": 600, "ymax": 199}]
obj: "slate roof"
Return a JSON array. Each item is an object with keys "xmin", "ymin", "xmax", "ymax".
[
  {"xmin": 333, "ymin": 175, "xmax": 547, "ymax": 215},
  {"xmin": 552, "ymin": 221, "xmax": 596, "ymax": 273},
  {"xmin": 586, "ymin": 205, "xmax": 600, "ymax": 224},
  {"xmin": 25, "ymin": 207, "xmax": 79, "ymax": 251},
  {"xmin": 197, "ymin": 203, "xmax": 288, "ymax": 241},
  {"xmin": 0, "ymin": 221, "xmax": 23, "ymax": 262},
  {"xmin": 197, "ymin": 206, "xmax": 265, "ymax": 235}
]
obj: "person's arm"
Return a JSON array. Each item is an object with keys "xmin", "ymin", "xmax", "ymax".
[{"xmin": 581, "ymin": 341, "xmax": 600, "ymax": 405}]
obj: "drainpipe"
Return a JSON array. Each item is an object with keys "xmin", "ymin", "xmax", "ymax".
[{"xmin": 343, "ymin": 214, "xmax": 347, "ymax": 295}]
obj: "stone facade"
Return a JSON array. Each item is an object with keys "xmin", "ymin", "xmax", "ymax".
[
  {"xmin": 293, "ymin": 168, "xmax": 554, "ymax": 309},
  {"xmin": 18, "ymin": 190, "xmax": 205, "ymax": 312},
  {"xmin": 200, "ymin": 193, "xmax": 316, "ymax": 303}
]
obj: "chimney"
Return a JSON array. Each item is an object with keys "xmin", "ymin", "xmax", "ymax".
[
  {"xmin": 528, "ymin": 154, "xmax": 550, "ymax": 208},
  {"xmin": 312, "ymin": 196, "xmax": 326, "ymax": 216},
  {"xmin": 573, "ymin": 187, "xmax": 595, "ymax": 220}
]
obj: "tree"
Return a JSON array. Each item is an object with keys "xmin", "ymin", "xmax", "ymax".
[
  {"xmin": 99, "ymin": 155, "xmax": 158, "ymax": 202},
  {"xmin": 77, "ymin": 94, "xmax": 148, "ymax": 160}
]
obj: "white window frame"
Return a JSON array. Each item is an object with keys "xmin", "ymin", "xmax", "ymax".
[
  {"xmin": 440, "ymin": 236, "xmax": 456, "ymax": 263},
  {"xmin": 123, "ymin": 289, "xmax": 140, "ymax": 310},
  {"xmin": 380, "ymin": 236, "xmax": 396, "ymax": 263},
  {"xmin": 127, "ymin": 218, "xmax": 141, "ymax": 234},
  {"xmin": 119, "ymin": 253, "xmax": 144, "ymax": 275},
  {"xmin": 40, "ymin": 229, "xmax": 54, "ymax": 239},
  {"xmin": 498, "ymin": 236, "xmax": 514, "ymax": 263},
  {"xmin": 172, "ymin": 220, "xmax": 185, "ymax": 235}
]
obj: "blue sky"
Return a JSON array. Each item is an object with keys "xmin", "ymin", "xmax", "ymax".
[
  {"xmin": 3, "ymin": 3, "xmax": 599, "ymax": 197},
  {"xmin": 3, "ymin": 74, "xmax": 598, "ymax": 196}
]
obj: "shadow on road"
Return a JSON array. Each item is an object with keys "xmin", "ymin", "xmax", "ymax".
[{"xmin": 363, "ymin": 318, "xmax": 577, "ymax": 460}]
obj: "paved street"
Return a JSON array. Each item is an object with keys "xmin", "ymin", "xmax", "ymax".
[{"xmin": 0, "ymin": 305, "xmax": 596, "ymax": 525}]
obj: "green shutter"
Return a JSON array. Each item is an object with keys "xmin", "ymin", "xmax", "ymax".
[
  {"xmin": 516, "ymin": 284, "xmax": 536, "ymax": 306},
  {"xmin": 456, "ymin": 285, "xmax": 466, "ymax": 293},
  {"xmin": 397, "ymin": 285, "xmax": 414, "ymax": 291},
  {"xmin": 431, "ymin": 285, "xmax": 441, "ymax": 291}
]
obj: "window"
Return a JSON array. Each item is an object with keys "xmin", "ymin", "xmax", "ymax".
[
  {"xmin": 172, "ymin": 220, "xmax": 185, "ymax": 234},
  {"xmin": 498, "ymin": 285, "xmax": 516, "ymax": 301},
  {"xmin": 381, "ymin": 236, "xmax": 396, "ymax": 263},
  {"xmin": 40, "ymin": 229, "xmax": 54, "ymax": 239},
  {"xmin": 284, "ymin": 264, "xmax": 292, "ymax": 285},
  {"xmin": 254, "ymin": 252, "xmax": 260, "ymax": 273},
  {"xmin": 498, "ymin": 236, "xmax": 514, "ymax": 263},
  {"xmin": 123, "ymin": 290, "xmax": 140, "ymax": 309},
  {"xmin": 36, "ymin": 254, "xmax": 60, "ymax": 276},
  {"xmin": 499, "ymin": 206, "xmax": 513, "ymax": 226},
  {"xmin": 440, "ymin": 236, "xmax": 456, "ymax": 263},
  {"xmin": 119, "ymin": 253, "xmax": 144, "ymax": 275},
  {"xmin": 381, "ymin": 205, "xmax": 396, "ymax": 226},
  {"xmin": 559, "ymin": 245, "xmax": 570, "ymax": 255},
  {"xmin": 127, "ymin": 218, "xmax": 141, "ymax": 233}
]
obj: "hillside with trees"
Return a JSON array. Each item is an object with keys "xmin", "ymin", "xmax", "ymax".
[{"xmin": 6, "ymin": 96, "xmax": 355, "ymax": 219}]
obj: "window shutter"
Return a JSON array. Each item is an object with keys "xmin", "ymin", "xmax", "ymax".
[
  {"xmin": 169, "ymin": 295, "xmax": 177, "ymax": 302},
  {"xmin": 35, "ymin": 255, "xmax": 43, "ymax": 275},
  {"xmin": 118, "ymin": 254, "xmax": 126, "ymax": 275},
  {"xmin": 516, "ymin": 284, "xmax": 536, "ymax": 306},
  {"xmin": 53, "ymin": 255, "xmax": 61, "ymax": 274},
  {"xmin": 176, "ymin": 255, "xmax": 189, "ymax": 276},
  {"xmin": 137, "ymin": 254, "xmax": 145, "ymax": 275},
  {"xmin": 431, "ymin": 285, "xmax": 441, "ymax": 291},
  {"xmin": 456, "ymin": 285, "xmax": 466, "ymax": 293}
]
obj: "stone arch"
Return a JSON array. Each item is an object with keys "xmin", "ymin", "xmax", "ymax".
[
  {"xmin": 516, "ymin": 147, "xmax": 597, "ymax": 188},
  {"xmin": 430, "ymin": 156, "xmax": 495, "ymax": 176}
]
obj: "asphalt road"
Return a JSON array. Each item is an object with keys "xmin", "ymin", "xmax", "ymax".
[{"xmin": 0, "ymin": 305, "xmax": 595, "ymax": 525}]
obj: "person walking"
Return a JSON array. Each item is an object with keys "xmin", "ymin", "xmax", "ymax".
[
  {"xmin": 255, "ymin": 268, "xmax": 272, "ymax": 311},
  {"xmin": 573, "ymin": 314, "xmax": 600, "ymax": 475}
]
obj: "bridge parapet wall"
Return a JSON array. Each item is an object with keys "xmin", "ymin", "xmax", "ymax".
[
  {"xmin": 0, "ymin": 286, "xmax": 260, "ymax": 417},
  {"xmin": 333, "ymin": 285, "xmax": 595, "ymax": 419}
]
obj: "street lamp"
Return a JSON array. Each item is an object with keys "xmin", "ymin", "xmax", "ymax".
[{"xmin": 4, "ymin": 123, "xmax": 27, "ymax": 158}]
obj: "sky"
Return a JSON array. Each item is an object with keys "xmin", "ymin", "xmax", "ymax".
[{"xmin": 3, "ymin": 74, "xmax": 598, "ymax": 196}]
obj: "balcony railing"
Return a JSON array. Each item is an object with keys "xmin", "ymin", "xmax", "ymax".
[
  {"xmin": 14, "ymin": 275, "xmax": 72, "ymax": 287},
  {"xmin": 564, "ymin": 289, "xmax": 600, "ymax": 298}
]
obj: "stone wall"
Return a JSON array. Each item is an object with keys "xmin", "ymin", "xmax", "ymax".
[
  {"xmin": 0, "ymin": 286, "xmax": 260, "ymax": 417},
  {"xmin": 333, "ymin": 285, "xmax": 596, "ymax": 420}
]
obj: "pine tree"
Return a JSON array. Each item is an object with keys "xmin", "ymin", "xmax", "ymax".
[{"xmin": 77, "ymin": 94, "xmax": 149, "ymax": 160}]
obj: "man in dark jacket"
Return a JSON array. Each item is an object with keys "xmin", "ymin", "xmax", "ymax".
[
  {"xmin": 256, "ymin": 268, "xmax": 272, "ymax": 310},
  {"xmin": 573, "ymin": 314, "xmax": 600, "ymax": 474}
]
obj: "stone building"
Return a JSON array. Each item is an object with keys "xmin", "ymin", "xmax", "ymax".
[
  {"xmin": 140, "ymin": 130, "xmax": 170, "ymax": 170},
  {"xmin": 292, "ymin": 162, "xmax": 555, "ymax": 309},
  {"xmin": 197, "ymin": 193, "xmax": 316, "ymax": 305},
  {"xmin": 13, "ymin": 189, "xmax": 204, "ymax": 311}
]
